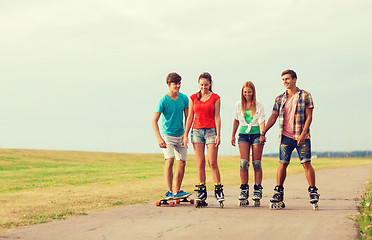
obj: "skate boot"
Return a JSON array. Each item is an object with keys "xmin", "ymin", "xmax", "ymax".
[
  {"xmin": 269, "ymin": 185, "xmax": 285, "ymax": 209},
  {"xmin": 238, "ymin": 184, "xmax": 249, "ymax": 207},
  {"xmin": 308, "ymin": 186, "xmax": 320, "ymax": 210},
  {"xmin": 194, "ymin": 183, "xmax": 208, "ymax": 208},
  {"xmin": 252, "ymin": 184, "xmax": 263, "ymax": 207},
  {"xmin": 214, "ymin": 183, "xmax": 225, "ymax": 208}
]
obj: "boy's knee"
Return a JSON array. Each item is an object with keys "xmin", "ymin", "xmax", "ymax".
[
  {"xmin": 302, "ymin": 161, "xmax": 313, "ymax": 169},
  {"xmin": 177, "ymin": 160, "xmax": 186, "ymax": 167}
]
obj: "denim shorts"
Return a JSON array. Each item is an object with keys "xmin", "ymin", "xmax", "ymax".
[
  {"xmin": 191, "ymin": 128, "xmax": 217, "ymax": 144},
  {"xmin": 279, "ymin": 135, "xmax": 311, "ymax": 164},
  {"xmin": 238, "ymin": 134, "xmax": 263, "ymax": 145},
  {"xmin": 162, "ymin": 135, "xmax": 187, "ymax": 161}
]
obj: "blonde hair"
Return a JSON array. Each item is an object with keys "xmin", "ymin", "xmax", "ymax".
[{"xmin": 241, "ymin": 81, "xmax": 257, "ymax": 117}]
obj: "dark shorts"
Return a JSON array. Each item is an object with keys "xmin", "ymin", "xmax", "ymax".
[
  {"xmin": 279, "ymin": 135, "xmax": 311, "ymax": 164},
  {"xmin": 238, "ymin": 134, "xmax": 263, "ymax": 145}
]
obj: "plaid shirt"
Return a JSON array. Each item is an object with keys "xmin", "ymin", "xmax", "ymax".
[{"xmin": 272, "ymin": 88, "xmax": 314, "ymax": 141}]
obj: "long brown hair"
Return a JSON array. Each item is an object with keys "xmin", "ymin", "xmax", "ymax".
[
  {"xmin": 241, "ymin": 81, "xmax": 256, "ymax": 117},
  {"xmin": 197, "ymin": 72, "xmax": 213, "ymax": 101}
]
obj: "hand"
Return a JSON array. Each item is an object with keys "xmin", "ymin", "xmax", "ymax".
[
  {"xmin": 259, "ymin": 135, "xmax": 266, "ymax": 144},
  {"xmin": 183, "ymin": 135, "xmax": 189, "ymax": 149},
  {"xmin": 215, "ymin": 135, "xmax": 221, "ymax": 147},
  {"xmin": 231, "ymin": 137, "xmax": 236, "ymax": 147},
  {"xmin": 158, "ymin": 138, "xmax": 167, "ymax": 148},
  {"xmin": 297, "ymin": 134, "xmax": 306, "ymax": 146}
]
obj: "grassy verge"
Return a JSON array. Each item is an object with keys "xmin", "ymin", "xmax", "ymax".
[
  {"xmin": 1, "ymin": 149, "xmax": 372, "ymax": 232},
  {"xmin": 356, "ymin": 180, "xmax": 372, "ymax": 239}
]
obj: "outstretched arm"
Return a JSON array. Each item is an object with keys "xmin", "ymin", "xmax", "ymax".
[{"xmin": 264, "ymin": 112, "xmax": 278, "ymax": 133}]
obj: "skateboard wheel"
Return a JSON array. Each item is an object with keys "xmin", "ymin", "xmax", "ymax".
[
  {"xmin": 156, "ymin": 201, "xmax": 161, "ymax": 207},
  {"xmin": 190, "ymin": 199, "xmax": 194, "ymax": 204},
  {"xmin": 176, "ymin": 199, "xmax": 181, "ymax": 204},
  {"xmin": 169, "ymin": 202, "xmax": 175, "ymax": 207},
  {"xmin": 220, "ymin": 202, "xmax": 224, "ymax": 208}
]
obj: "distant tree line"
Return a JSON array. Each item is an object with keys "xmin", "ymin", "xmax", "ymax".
[{"xmin": 263, "ymin": 151, "xmax": 372, "ymax": 158}]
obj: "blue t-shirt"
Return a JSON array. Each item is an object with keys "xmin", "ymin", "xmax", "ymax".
[{"xmin": 156, "ymin": 92, "xmax": 189, "ymax": 136}]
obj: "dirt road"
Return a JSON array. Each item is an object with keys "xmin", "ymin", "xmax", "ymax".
[{"xmin": 1, "ymin": 165, "xmax": 370, "ymax": 240}]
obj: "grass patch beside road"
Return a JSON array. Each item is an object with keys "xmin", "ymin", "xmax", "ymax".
[
  {"xmin": 1, "ymin": 149, "xmax": 372, "ymax": 231},
  {"xmin": 356, "ymin": 180, "xmax": 372, "ymax": 239}
]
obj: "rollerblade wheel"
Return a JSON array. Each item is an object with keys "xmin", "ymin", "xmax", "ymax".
[
  {"xmin": 254, "ymin": 201, "xmax": 260, "ymax": 207},
  {"xmin": 220, "ymin": 202, "xmax": 224, "ymax": 208},
  {"xmin": 239, "ymin": 200, "xmax": 248, "ymax": 207},
  {"xmin": 196, "ymin": 200, "xmax": 208, "ymax": 208},
  {"xmin": 312, "ymin": 203, "xmax": 319, "ymax": 210},
  {"xmin": 270, "ymin": 202, "xmax": 285, "ymax": 209}
]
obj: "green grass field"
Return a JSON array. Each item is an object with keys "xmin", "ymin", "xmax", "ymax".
[{"xmin": 1, "ymin": 149, "xmax": 372, "ymax": 232}]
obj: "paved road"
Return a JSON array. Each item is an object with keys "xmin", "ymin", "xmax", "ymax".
[{"xmin": 1, "ymin": 166, "xmax": 371, "ymax": 240}]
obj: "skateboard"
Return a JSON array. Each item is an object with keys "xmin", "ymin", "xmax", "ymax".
[{"xmin": 156, "ymin": 193, "xmax": 194, "ymax": 207}]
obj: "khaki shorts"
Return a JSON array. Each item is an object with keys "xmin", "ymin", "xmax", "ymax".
[{"xmin": 162, "ymin": 135, "xmax": 187, "ymax": 161}]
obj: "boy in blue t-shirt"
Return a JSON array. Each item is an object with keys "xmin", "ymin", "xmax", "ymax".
[{"xmin": 152, "ymin": 72, "xmax": 190, "ymax": 199}]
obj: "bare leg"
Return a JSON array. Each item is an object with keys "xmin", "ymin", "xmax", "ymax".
[
  {"xmin": 277, "ymin": 162, "xmax": 289, "ymax": 186},
  {"xmin": 174, "ymin": 160, "xmax": 186, "ymax": 192},
  {"xmin": 193, "ymin": 143, "xmax": 206, "ymax": 183},
  {"xmin": 164, "ymin": 158, "xmax": 174, "ymax": 192},
  {"xmin": 238, "ymin": 143, "xmax": 250, "ymax": 185},
  {"xmin": 207, "ymin": 143, "xmax": 221, "ymax": 183},
  {"xmin": 252, "ymin": 144, "xmax": 264, "ymax": 185},
  {"xmin": 302, "ymin": 161, "xmax": 316, "ymax": 186}
]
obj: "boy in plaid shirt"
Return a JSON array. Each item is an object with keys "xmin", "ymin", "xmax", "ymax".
[{"xmin": 262, "ymin": 69, "xmax": 320, "ymax": 209}]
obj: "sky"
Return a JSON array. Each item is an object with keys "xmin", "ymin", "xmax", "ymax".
[{"xmin": 1, "ymin": 0, "xmax": 371, "ymax": 156}]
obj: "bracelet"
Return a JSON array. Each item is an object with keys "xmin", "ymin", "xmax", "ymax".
[{"xmin": 260, "ymin": 131, "xmax": 266, "ymax": 136}]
